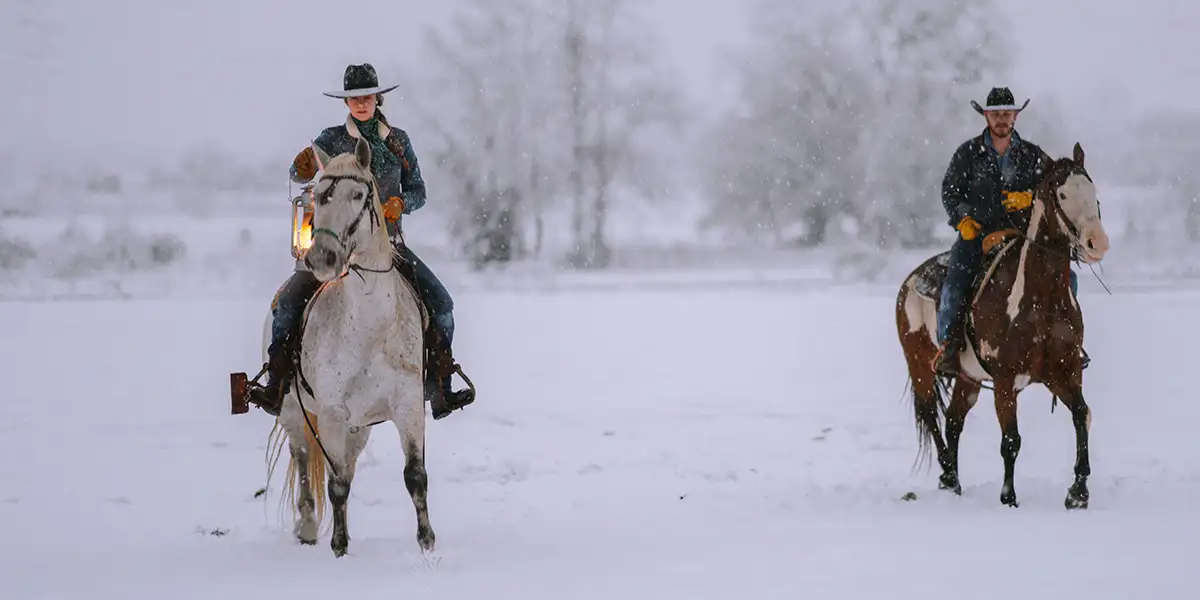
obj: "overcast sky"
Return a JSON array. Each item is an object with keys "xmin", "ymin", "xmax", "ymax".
[{"xmin": 0, "ymin": 0, "xmax": 1193, "ymax": 167}]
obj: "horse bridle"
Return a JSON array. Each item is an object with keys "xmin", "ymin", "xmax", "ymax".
[
  {"xmin": 309, "ymin": 173, "xmax": 392, "ymax": 275},
  {"xmin": 1008, "ymin": 162, "xmax": 1096, "ymax": 263}
]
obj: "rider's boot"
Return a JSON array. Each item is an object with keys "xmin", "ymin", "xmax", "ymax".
[
  {"xmin": 933, "ymin": 268, "xmax": 970, "ymax": 377},
  {"xmin": 933, "ymin": 312, "xmax": 966, "ymax": 377},
  {"xmin": 1069, "ymin": 268, "xmax": 1091, "ymax": 370},
  {"xmin": 245, "ymin": 335, "xmax": 297, "ymax": 417},
  {"xmin": 424, "ymin": 324, "xmax": 475, "ymax": 420},
  {"xmin": 243, "ymin": 271, "xmax": 319, "ymax": 417}
]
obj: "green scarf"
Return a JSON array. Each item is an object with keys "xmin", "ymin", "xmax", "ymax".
[{"xmin": 352, "ymin": 114, "xmax": 393, "ymax": 177}]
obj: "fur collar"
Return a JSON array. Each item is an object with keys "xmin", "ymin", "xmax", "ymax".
[{"xmin": 344, "ymin": 114, "xmax": 391, "ymax": 140}]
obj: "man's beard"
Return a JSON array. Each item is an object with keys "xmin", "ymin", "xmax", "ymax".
[{"xmin": 989, "ymin": 124, "xmax": 1012, "ymax": 139}]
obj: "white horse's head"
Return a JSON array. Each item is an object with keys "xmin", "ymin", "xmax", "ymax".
[{"xmin": 304, "ymin": 137, "xmax": 384, "ymax": 281}]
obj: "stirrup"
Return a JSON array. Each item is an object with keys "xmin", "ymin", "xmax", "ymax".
[
  {"xmin": 245, "ymin": 362, "xmax": 289, "ymax": 416},
  {"xmin": 931, "ymin": 343, "xmax": 960, "ymax": 377},
  {"xmin": 430, "ymin": 364, "xmax": 477, "ymax": 420}
]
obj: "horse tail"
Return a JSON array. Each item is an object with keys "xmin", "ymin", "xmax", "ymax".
[
  {"xmin": 895, "ymin": 273, "xmax": 947, "ymax": 474},
  {"xmin": 905, "ymin": 376, "xmax": 948, "ymax": 473},
  {"xmin": 265, "ymin": 411, "xmax": 328, "ymax": 530}
]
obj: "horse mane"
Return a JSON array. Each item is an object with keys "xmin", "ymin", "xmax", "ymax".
[{"xmin": 322, "ymin": 151, "xmax": 370, "ymax": 180}]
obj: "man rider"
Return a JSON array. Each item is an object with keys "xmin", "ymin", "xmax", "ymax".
[{"xmin": 933, "ymin": 86, "xmax": 1088, "ymax": 376}]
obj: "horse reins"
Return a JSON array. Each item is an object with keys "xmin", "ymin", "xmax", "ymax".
[
  {"xmin": 289, "ymin": 171, "xmax": 399, "ymax": 479},
  {"xmin": 1002, "ymin": 165, "xmax": 1111, "ymax": 295}
]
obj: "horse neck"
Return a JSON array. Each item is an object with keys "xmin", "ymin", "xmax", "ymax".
[
  {"xmin": 332, "ymin": 216, "xmax": 399, "ymax": 313},
  {"xmin": 1016, "ymin": 195, "xmax": 1074, "ymax": 303},
  {"xmin": 353, "ymin": 222, "xmax": 394, "ymax": 272}
]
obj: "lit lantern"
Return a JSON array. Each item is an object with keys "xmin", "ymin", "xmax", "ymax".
[{"xmin": 291, "ymin": 186, "xmax": 315, "ymax": 259}]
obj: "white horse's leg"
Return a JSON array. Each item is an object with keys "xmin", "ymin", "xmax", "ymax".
[
  {"xmin": 392, "ymin": 405, "xmax": 435, "ymax": 554},
  {"xmin": 323, "ymin": 418, "xmax": 371, "ymax": 558},
  {"xmin": 278, "ymin": 400, "xmax": 320, "ymax": 545}
]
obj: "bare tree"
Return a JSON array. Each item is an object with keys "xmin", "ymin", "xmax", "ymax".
[
  {"xmin": 416, "ymin": 0, "xmax": 683, "ymax": 268},
  {"xmin": 551, "ymin": 0, "xmax": 685, "ymax": 269},
  {"xmin": 417, "ymin": 0, "xmax": 567, "ymax": 265},
  {"xmin": 847, "ymin": 0, "xmax": 1011, "ymax": 248},
  {"xmin": 698, "ymin": 0, "xmax": 871, "ymax": 246},
  {"xmin": 697, "ymin": 0, "xmax": 1012, "ymax": 249}
]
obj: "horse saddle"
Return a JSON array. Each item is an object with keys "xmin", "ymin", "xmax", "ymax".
[{"xmin": 913, "ymin": 229, "xmax": 1021, "ymax": 302}]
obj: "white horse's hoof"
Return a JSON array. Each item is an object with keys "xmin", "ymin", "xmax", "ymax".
[
  {"xmin": 413, "ymin": 549, "xmax": 442, "ymax": 572},
  {"xmin": 294, "ymin": 519, "xmax": 319, "ymax": 545}
]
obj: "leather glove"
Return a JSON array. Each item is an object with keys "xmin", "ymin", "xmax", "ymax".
[
  {"xmin": 383, "ymin": 196, "xmax": 405, "ymax": 222},
  {"xmin": 1002, "ymin": 190, "xmax": 1033, "ymax": 212},
  {"xmin": 292, "ymin": 147, "xmax": 318, "ymax": 182},
  {"xmin": 957, "ymin": 215, "xmax": 980, "ymax": 240}
]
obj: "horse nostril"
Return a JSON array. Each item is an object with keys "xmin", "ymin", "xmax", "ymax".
[
  {"xmin": 323, "ymin": 249, "xmax": 336, "ymax": 268},
  {"xmin": 1086, "ymin": 238, "xmax": 1095, "ymax": 250}
]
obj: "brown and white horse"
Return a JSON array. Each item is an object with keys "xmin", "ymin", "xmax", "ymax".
[{"xmin": 895, "ymin": 142, "xmax": 1110, "ymax": 509}]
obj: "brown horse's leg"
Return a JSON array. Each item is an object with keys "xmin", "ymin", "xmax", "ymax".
[
  {"xmin": 1048, "ymin": 382, "xmax": 1091, "ymax": 509},
  {"xmin": 993, "ymin": 376, "xmax": 1021, "ymax": 507},
  {"xmin": 939, "ymin": 376, "xmax": 981, "ymax": 495}
]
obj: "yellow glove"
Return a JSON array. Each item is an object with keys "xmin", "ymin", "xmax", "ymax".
[
  {"xmin": 957, "ymin": 215, "xmax": 980, "ymax": 240},
  {"xmin": 383, "ymin": 196, "xmax": 405, "ymax": 222},
  {"xmin": 1002, "ymin": 190, "xmax": 1033, "ymax": 212}
]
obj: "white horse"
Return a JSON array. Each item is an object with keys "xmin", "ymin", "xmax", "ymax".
[{"xmin": 264, "ymin": 136, "xmax": 434, "ymax": 558}]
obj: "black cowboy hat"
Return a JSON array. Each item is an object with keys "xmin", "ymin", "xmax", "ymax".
[
  {"xmin": 322, "ymin": 63, "xmax": 399, "ymax": 99},
  {"xmin": 970, "ymin": 87, "xmax": 1030, "ymax": 115}
]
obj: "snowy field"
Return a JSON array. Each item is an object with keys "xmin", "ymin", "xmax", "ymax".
[{"xmin": 2, "ymin": 278, "xmax": 1199, "ymax": 598}]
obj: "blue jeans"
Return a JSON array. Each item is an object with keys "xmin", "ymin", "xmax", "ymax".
[
  {"xmin": 269, "ymin": 269, "xmax": 321, "ymax": 352},
  {"xmin": 269, "ymin": 244, "xmax": 456, "ymax": 352},
  {"xmin": 400, "ymin": 245, "xmax": 456, "ymax": 345},
  {"xmin": 937, "ymin": 236, "xmax": 983, "ymax": 345},
  {"xmin": 936, "ymin": 236, "xmax": 1080, "ymax": 345}
]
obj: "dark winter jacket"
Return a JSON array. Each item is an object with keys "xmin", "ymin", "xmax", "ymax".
[
  {"xmin": 290, "ymin": 114, "xmax": 428, "ymax": 232},
  {"xmin": 941, "ymin": 128, "xmax": 1046, "ymax": 235}
]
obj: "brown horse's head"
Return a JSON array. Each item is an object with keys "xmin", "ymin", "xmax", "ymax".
[{"xmin": 1035, "ymin": 143, "xmax": 1110, "ymax": 264}]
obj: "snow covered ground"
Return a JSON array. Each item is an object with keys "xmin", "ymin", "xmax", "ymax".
[{"xmin": 2, "ymin": 279, "xmax": 1198, "ymax": 598}]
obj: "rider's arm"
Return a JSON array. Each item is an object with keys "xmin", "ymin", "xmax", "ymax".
[
  {"xmin": 394, "ymin": 132, "xmax": 427, "ymax": 214},
  {"xmin": 941, "ymin": 144, "xmax": 975, "ymax": 226},
  {"xmin": 289, "ymin": 132, "xmax": 337, "ymax": 184}
]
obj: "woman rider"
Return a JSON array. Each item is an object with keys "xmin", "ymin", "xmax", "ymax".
[{"xmin": 244, "ymin": 63, "xmax": 475, "ymax": 421}]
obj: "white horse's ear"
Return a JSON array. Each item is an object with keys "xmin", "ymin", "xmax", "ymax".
[{"xmin": 355, "ymin": 136, "xmax": 371, "ymax": 171}]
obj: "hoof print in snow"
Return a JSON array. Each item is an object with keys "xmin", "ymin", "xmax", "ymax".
[
  {"xmin": 107, "ymin": 496, "xmax": 132, "ymax": 505},
  {"xmin": 577, "ymin": 463, "xmax": 603, "ymax": 475},
  {"xmin": 901, "ymin": 492, "xmax": 918, "ymax": 502},
  {"xmin": 602, "ymin": 430, "xmax": 616, "ymax": 437},
  {"xmin": 812, "ymin": 427, "xmax": 833, "ymax": 441},
  {"xmin": 195, "ymin": 526, "xmax": 230, "ymax": 537}
]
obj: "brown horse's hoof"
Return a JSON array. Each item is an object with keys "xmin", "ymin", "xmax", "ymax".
[
  {"xmin": 1065, "ymin": 478, "xmax": 1089, "ymax": 509},
  {"xmin": 938, "ymin": 472, "xmax": 962, "ymax": 495}
]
